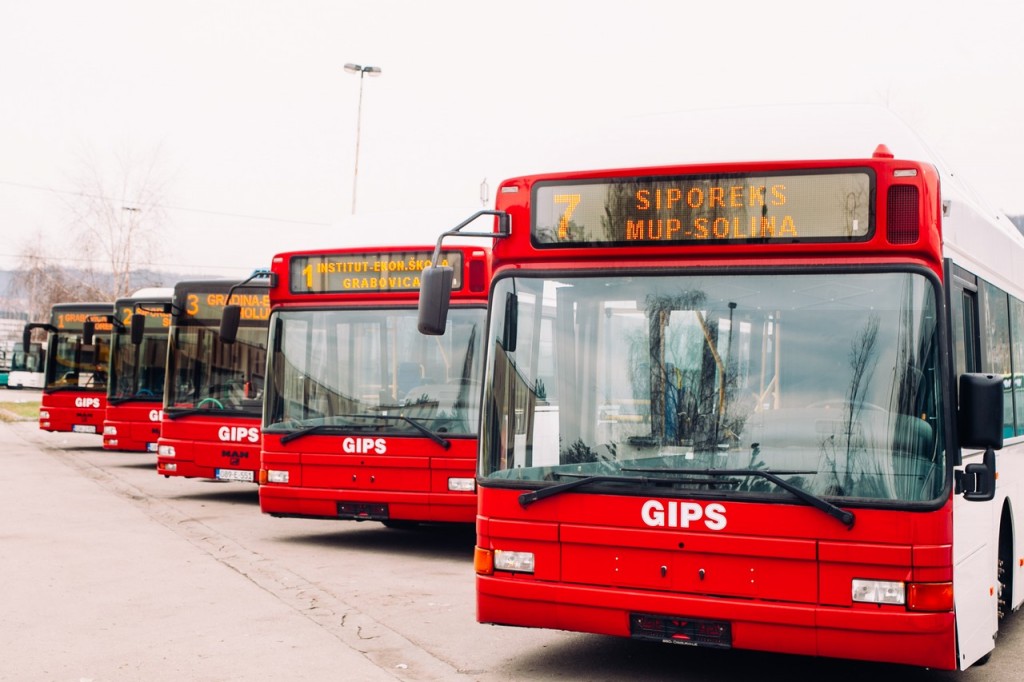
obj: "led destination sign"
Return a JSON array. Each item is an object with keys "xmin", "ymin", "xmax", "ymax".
[
  {"xmin": 532, "ymin": 170, "xmax": 873, "ymax": 246},
  {"xmin": 182, "ymin": 289, "xmax": 271, "ymax": 322},
  {"xmin": 290, "ymin": 250, "xmax": 463, "ymax": 294},
  {"xmin": 53, "ymin": 310, "xmax": 114, "ymax": 333}
]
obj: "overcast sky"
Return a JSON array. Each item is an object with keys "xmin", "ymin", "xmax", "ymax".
[{"xmin": 2, "ymin": 0, "xmax": 1022, "ymax": 277}]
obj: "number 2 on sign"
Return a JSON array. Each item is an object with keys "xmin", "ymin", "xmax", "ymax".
[{"xmin": 554, "ymin": 194, "xmax": 581, "ymax": 239}]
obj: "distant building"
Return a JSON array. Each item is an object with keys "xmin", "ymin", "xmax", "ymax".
[{"xmin": 0, "ymin": 312, "xmax": 28, "ymax": 353}]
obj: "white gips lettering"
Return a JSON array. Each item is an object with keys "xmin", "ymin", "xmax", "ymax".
[{"xmin": 641, "ymin": 500, "xmax": 727, "ymax": 530}]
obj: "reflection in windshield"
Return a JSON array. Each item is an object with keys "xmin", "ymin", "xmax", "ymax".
[
  {"xmin": 109, "ymin": 324, "xmax": 169, "ymax": 402},
  {"xmin": 45, "ymin": 332, "xmax": 110, "ymax": 391},
  {"xmin": 482, "ymin": 272, "xmax": 944, "ymax": 503},
  {"xmin": 165, "ymin": 324, "xmax": 267, "ymax": 414},
  {"xmin": 264, "ymin": 307, "xmax": 484, "ymax": 437}
]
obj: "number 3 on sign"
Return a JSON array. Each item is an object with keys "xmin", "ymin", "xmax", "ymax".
[{"xmin": 554, "ymin": 194, "xmax": 581, "ymax": 239}]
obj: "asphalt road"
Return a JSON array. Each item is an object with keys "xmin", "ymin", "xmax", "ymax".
[{"xmin": 2, "ymin": 416, "xmax": 1022, "ymax": 681}]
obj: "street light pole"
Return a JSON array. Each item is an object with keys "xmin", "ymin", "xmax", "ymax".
[{"xmin": 343, "ymin": 62, "xmax": 382, "ymax": 214}]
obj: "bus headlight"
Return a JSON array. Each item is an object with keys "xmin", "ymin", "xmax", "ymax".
[
  {"xmin": 104, "ymin": 425, "xmax": 117, "ymax": 436},
  {"xmin": 158, "ymin": 445, "xmax": 175, "ymax": 457},
  {"xmin": 447, "ymin": 477, "xmax": 475, "ymax": 492},
  {"xmin": 39, "ymin": 410, "xmax": 50, "ymax": 419},
  {"xmin": 494, "ymin": 550, "xmax": 535, "ymax": 574},
  {"xmin": 266, "ymin": 470, "xmax": 289, "ymax": 484},
  {"xmin": 852, "ymin": 579, "xmax": 905, "ymax": 605},
  {"xmin": 163, "ymin": 462, "xmax": 177, "ymax": 472}
]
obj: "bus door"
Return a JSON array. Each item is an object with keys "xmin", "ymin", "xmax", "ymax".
[{"xmin": 949, "ymin": 264, "xmax": 999, "ymax": 668}]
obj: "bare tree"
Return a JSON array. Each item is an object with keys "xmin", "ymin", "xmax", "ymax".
[
  {"xmin": 14, "ymin": 237, "xmax": 105, "ymax": 323},
  {"xmin": 8, "ymin": 143, "xmax": 171, "ymax": 328},
  {"xmin": 64, "ymin": 143, "xmax": 170, "ymax": 298}
]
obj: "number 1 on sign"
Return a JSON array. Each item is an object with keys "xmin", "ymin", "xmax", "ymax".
[
  {"xmin": 554, "ymin": 194, "xmax": 581, "ymax": 239},
  {"xmin": 302, "ymin": 264, "xmax": 313, "ymax": 289}
]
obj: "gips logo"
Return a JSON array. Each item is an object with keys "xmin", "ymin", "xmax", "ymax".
[
  {"xmin": 218, "ymin": 426, "xmax": 259, "ymax": 443},
  {"xmin": 641, "ymin": 500, "xmax": 727, "ymax": 530},
  {"xmin": 342, "ymin": 437, "xmax": 386, "ymax": 454}
]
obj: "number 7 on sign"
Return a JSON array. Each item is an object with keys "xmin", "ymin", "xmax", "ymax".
[{"xmin": 554, "ymin": 194, "xmax": 581, "ymax": 239}]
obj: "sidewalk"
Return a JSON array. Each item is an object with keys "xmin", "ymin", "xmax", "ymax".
[{"xmin": 0, "ymin": 420, "xmax": 400, "ymax": 682}]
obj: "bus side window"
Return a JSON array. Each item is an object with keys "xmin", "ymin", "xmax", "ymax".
[{"xmin": 950, "ymin": 269, "xmax": 979, "ymax": 377}]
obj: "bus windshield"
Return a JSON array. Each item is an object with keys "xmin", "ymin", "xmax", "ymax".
[
  {"xmin": 166, "ymin": 324, "xmax": 267, "ymax": 415},
  {"xmin": 11, "ymin": 343, "xmax": 43, "ymax": 373},
  {"xmin": 109, "ymin": 323, "xmax": 168, "ymax": 402},
  {"xmin": 265, "ymin": 307, "xmax": 485, "ymax": 437},
  {"xmin": 483, "ymin": 270, "xmax": 945, "ymax": 504},
  {"xmin": 45, "ymin": 331, "xmax": 109, "ymax": 391}
]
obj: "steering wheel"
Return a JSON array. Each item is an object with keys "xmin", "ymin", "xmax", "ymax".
[
  {"xmin": 197, "ymin": 397, "xmax": 225, "ymax": 409},
  {"xmin": 137, "ymin": 389, "xmax": 155, "ymax": 396}
]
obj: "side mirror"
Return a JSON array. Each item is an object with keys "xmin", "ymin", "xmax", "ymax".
[
  {"xmin": 956, "ymin": 373, "xmax": 1002, "ymax": 502},
  {"xmin": 958, "ymin": 373, "xmax": 1003, "ymax": 450},
  {"xmin": 83, "ymin": 320, "xmax": 95, "ymax": 346},
  {"xmin": 961, "ymin": 448, "xmax": 996, "ymax": 502},
  {"xmin": 22, "ymin": 326, "xmax": 31, "ymax": 351},
  {"xmin": 417, "ymin": 266, "xmax": 453, "ymax": 335},
  {"xmin": 220, "ymin": 305, "xmax": 241, "ymax": 344},
  {"xmin": 130, "ymin": 313, "xmax": 146, "ymax": 345}
]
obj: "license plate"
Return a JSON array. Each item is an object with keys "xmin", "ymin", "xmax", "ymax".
[
  {"xmin": 146, "ymin": 442, "xmax": 159, "ymax": 452},
  {"xmin": 72, "ymin": 425, "xmax": 97, "ymax": 434},
  {"xmin": 630, "ymin": 613, "xmax": 732, "ymax": 649},
  {"xmin": 216, "ymin": 468, "xmax": 254, "ymax": 482}
]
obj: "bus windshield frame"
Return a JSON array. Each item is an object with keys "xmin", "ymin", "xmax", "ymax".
[
  {"xmin": 164, "ymin": 284, "xmax": 270, "ymax": 417},
  {"xmin": 43, "ymin": 306, "xmax": 112, "ymax": 393},
  {"xmin": 108, "ymin": 301, "xmax": 170, "ymax": 403},
  {"xmin": 480, "ymin": 266, "xmax": 946, "ymax": 507},
  {"xmin": 264, "ymin": 305, "xmax": 485, "ymax": 438}
]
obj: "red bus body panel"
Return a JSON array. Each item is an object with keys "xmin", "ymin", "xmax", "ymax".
[
  {"xmin": 103, "ymin": 401, "xmax": 162, "ymax": 452},
  {"xmin": 477, "ymin": 489, "xmax": 956, "ymax": 670},
  {"xmin": 157, "ymin": 415, "xmax": 261, "ymax": 481},
  {"xmin": 260, "ymin": 433, "xmax": 477, "ymax": 522},
  {"xmin": 39, "ymin": 391, "xmax": 107, "ymax": 434}
]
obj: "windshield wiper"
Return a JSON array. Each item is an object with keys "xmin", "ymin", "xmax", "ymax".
[
  {"xmin": 46, "ymin": 385, "xmax": 102, "ymax": 394},
  {"xmin": 377, "ymin": 415, "xmax": 451, "ymax": 450},
  {"xmin": 519, "ymin": 474, "xmax": 654, "ymax": 507},
  {"xmin": 623, "ymin": 467, "xmax": 855, "ymax": 529},
  {"xmin": 274, "ymin": 414, "xmax": 451, "ymax": 449},
  {"xmin": 337, "ymin": 413, "xmax": 450, "ymax": 449},
  {"xmin": 277, "ymin": 423, "xmax": 358, "ymax": 444},
  {"xmin": 164, "ymin": 406, "xmax": 246, "ymax": 420},
  {"xmin": 108, "ymin": 395, "xmax": 160, "ymax": 405}
]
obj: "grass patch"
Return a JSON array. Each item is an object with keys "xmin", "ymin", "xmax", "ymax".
[{"xmin": 0, "ymin": 401, "xmax": 40, "ymax": 422}]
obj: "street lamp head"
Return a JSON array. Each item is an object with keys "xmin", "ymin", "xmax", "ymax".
[{"xmin": 344, "ymin": 63, "xmax": 381, "ymax": 76}]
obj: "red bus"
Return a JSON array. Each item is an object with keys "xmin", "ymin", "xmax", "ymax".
[
  {"xmin": 258, "ymin": 245, "xmax": 490, "ymax": 526},
  {"xmin": 418, "ymin": 145, "xmax": 1021, "ymax": 669},
  {"xmin": 157, "ymin": 276, "xmax": 270, "ymax": 483},
  {"xmin": 103, "ymin": 289, "xmax": 173, "ymax": 452},
  {"xmin": 27, "ymin": 302, "xmax": 113, "ymax": 434}
]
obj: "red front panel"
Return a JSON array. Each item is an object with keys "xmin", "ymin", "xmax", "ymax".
[
  {"xmin": 157, "ymin": 415, "xmax": 261, "ymax": 483},
  {"xmin": 476, "ymin": 488, "xmax": 956, "ymax": 670},
  {"xmin": 259, "ymin": 433, "xmax": 477, "ymax": 523},
  {"xmin": 102, "ymin": 402, "xmax": 163, "ymax": 452},
  {"xmin": 39, "ymin": 391, "xmax": 107, "ymax": 434}
]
